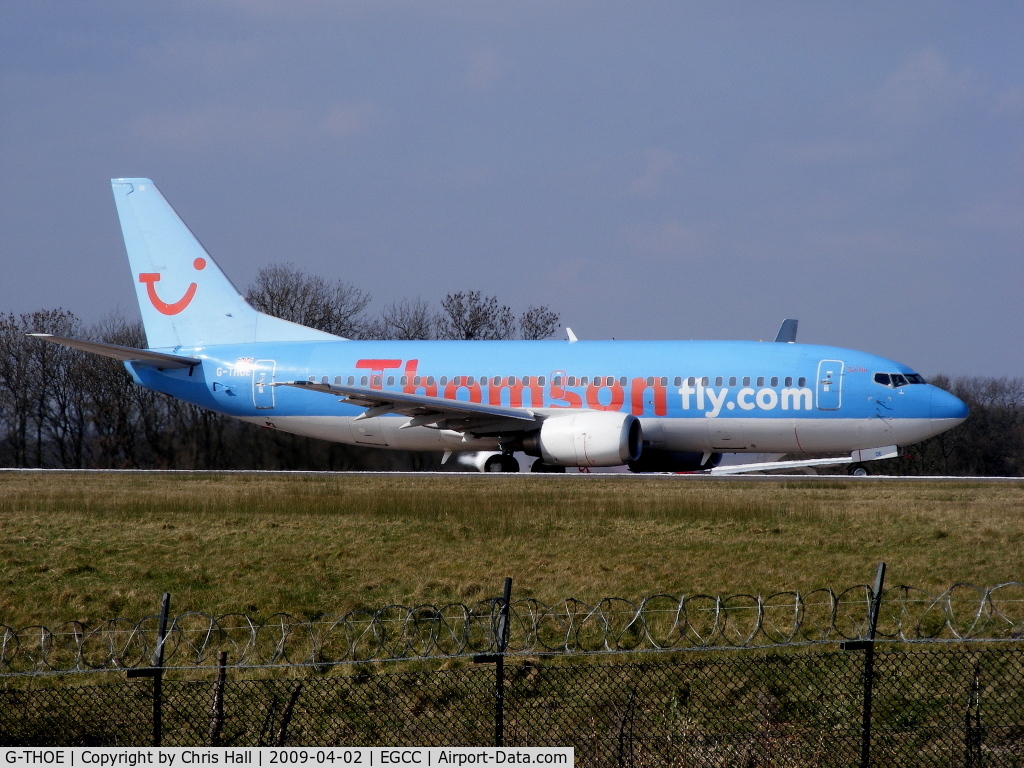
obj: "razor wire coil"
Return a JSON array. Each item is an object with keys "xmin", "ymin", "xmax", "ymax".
[{"xmin": 3, "ymin": 582, "xmax": 1024, "ymax": 675}]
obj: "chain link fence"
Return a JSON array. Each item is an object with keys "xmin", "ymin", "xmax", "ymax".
[{"xmin": 3, "ymin": 646, "xmax": 1024, "ymax": 765}]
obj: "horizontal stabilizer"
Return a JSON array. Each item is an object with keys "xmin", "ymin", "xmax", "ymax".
[
  {"xmin": 774, "ymin": 319, "xmax": 798, "ymax": 343},
  {"xmin": 26, "ymin": 334, "xmax": 200, "ymax": 369}
]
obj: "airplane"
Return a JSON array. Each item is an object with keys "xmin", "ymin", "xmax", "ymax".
[{"xmin": 29, "ymin": 178, "xmax": 969, "ymax": 475}]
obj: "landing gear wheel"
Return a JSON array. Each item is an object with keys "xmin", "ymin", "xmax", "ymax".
[
  {"xmin": 485, "ymin": 454, "xmax": 520, "ymax": 473},
  {"xmin": 531, "ymin": 459, "xmax": 566, "ymax": 473},
  {"xmin": 849, "ymin": 463, "xmax": 870, "ymax": 477}
]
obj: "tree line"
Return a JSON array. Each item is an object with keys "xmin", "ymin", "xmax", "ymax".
[
  {"xmin": 0, "ymin": 265, "xmax": 558, "ymax": 471},
  {"xmin": 1, "ymin": 265, "xmax": 1020, "ymax": 474}
]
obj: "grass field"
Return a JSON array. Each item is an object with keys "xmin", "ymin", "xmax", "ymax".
[{"xmin": 1, "ymin": 472, "xmax": 1022, "ymax": 629}]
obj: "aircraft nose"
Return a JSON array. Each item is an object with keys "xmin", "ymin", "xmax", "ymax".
[{"xmin": 930, "ymin": 387, "xmax": 969, "ymax": 424}]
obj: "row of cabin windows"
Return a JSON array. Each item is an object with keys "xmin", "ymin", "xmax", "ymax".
[
  {"xmin": 310, "ymin": 374, "xmax": 807, "ymax": 389},
  {"xmin": 874, "ymin": 372, "xmax": 927, "ymax": 388},
  {"xmin": 311, "ymin": 375, "xmax": 549, "ymax": 387},
  {"xmin": 676, "ymin": 375, "xmax": 806, "ymax": 388}
]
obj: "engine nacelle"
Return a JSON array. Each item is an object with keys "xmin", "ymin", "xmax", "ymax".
[
  {"xmin": 523, "ymin": 411, "xmax": 642, "ymax": 467},
  {"xmin": 628, "ymin": 450, "xmax": 722, "ymax": 473}
]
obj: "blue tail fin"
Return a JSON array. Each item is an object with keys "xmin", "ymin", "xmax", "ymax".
[{"xmin": 111, "ymin": 179, "xmax": 340, "ymax": 350}]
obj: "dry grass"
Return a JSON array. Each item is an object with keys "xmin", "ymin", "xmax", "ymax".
[{"xmin": 1, "ymin": 472, "xmax": 1022, "ymax": 629}]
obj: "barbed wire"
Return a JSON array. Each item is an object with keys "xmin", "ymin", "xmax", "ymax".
[{"xmin": 3, "ymin": 582, "xmax": 1024, "ymax": 676}]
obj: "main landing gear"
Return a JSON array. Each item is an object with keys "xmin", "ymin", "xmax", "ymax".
[{"xmin": 484, "ymin": 453, "xmax": 520, "ymax": 473}]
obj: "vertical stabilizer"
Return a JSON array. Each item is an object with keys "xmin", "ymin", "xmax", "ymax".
[{"xmin": 111, "ymin": 179, "xmax": 339, "ymax": 349}]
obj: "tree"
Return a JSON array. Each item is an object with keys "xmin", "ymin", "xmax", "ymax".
[
  {"xmin": 367, "ymin": 298, "xmax": 438, "ymax": 340},
  {"xmin": 436, "ymin": 291, "xmax": 517, "ymax": 340},
  {"xmin": 245, "ymin": 263, "xmax": 371, "ymax": 338},
  {"xmin": 519, "ymin": 305, "xmax": 560, "ymax": 340}
]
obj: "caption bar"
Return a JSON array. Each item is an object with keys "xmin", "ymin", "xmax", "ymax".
[{"xmin": 2, "ymin": 750, "xmax": 573, "ymax": 768}]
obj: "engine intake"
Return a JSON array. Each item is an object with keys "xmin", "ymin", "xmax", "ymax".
[{"xmin": 522, "ymin": 411, "xmax": 642, "ymax": 467}]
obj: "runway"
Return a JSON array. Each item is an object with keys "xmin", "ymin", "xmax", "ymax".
[{"xmin": 1, "ymin": 467, "xmax": 1021, "ymax": 482}]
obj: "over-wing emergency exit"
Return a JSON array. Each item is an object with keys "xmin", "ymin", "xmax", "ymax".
[{"xmin": 29, "ymin": 179, "xmax": 969, "ymax": 474}]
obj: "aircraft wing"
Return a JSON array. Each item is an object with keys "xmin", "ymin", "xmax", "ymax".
[
  {"xmin": 26, "ymin": 333, "xmax": 201, "ymax": 369},
  {"xmin": 279, "ymin": 380, "xmax": 541, "ymax": 435}
]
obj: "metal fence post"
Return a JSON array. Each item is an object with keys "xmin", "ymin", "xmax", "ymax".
[
  {"xmin": 966, "ymin": 663, "xmax": 982, "ymax": 768},
  {"xmin": 128, "ymin": 593, "xmax": 171, "ymax": 746},
  {"xmin": 209, "ymin": 651, "xmax": 228, "ymax": 746},
  {"xmin": 152, "ymin": 592, "xmax": 171, "ymax": 747},
  {"xmin": 495, "ymin": 577, "xmax": 512, "ymax": 748},
  {"xmin": 473, "ymin": 577, "xmax": 513, "ymax": 748},
  {"xmin": 842, "ymin": 563, "xmax": 885, "ymax": 768}
]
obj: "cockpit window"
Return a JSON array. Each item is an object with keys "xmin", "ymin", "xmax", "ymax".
[{"xmin": 874, "ymin": 371, "xmax": 927, "ymax": 388}]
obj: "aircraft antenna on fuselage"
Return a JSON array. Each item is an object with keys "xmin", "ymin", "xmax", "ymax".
[{"xmin": 774, "ymin": 319, "xmax": 798, "ymax": 343}]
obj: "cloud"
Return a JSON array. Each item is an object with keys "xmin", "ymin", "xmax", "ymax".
[
  {"xmin": 464, "ymin": 48, "xmax": 506, "ymax": 92},
  {"xmin": 622, "ymin": 220, "xmax": 710, "ymax": 260},
  {"xmin": 628, "ymin": 148, "xmax": 676, "ymax": 197},
  {"xmin": 870, "ymin": 48, "xmax": 972, "ymax": 125},
  {"xmin": 322, "ymin": 103, "xmax": 379, "ymax": 140},
  {"xmin": 130, "ymin": 102, "xmax": 379, "ymax": 150},
  {"xmin": 783, "ymin": 138, "xmax": 884, "ymax": 164}
]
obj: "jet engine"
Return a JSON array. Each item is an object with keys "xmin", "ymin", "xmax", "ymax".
[
  {"xmin": 628, "ymin": 450, "xmax": 722, "ymax": 473},
  {"xmin": 522, "ymin": 411, "xmax": 642, "ymax": 467}
]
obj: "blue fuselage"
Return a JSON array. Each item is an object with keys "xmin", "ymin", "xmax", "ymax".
[{"xmin": 127, "ymin": 339, "xmax": 968, "ymax": 456}]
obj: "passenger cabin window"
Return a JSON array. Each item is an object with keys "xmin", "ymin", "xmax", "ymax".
[
  {"xmin": 387, "ymin": 376, "xmax": 394, "ymax": 386},
  {"xmin": 401, "ymin": 376, "xmax": 408, "ymax": 385},
  {"xmin": 619, "ymin": 377, "xmax": 626, "ymax": 386},
  {"xmin": 729, "ymin": 377, "xmax": 737, "ymax": 387},
  {"xmin": 674, "ymin": 377, "xmax": 682, "ymax": 387},
  {"xmin": 360, "ymin": 376, "xmax": 368, "ymax": 385},
  {"xmin": 715, "ymin": 377, "xmax": 723, "ymax": 387},
  {"xmin": 784, "ymin": 377, "xmax": 792, "ymax": 387},
  {"xmin": 348, "ymin": 376, "xmax": 355, "ymax": 385},
  {"xmin": 701, "ymin": 376, "xmax": 709, "ymax": 387},
  {"xmin": 798, "ymin": 377, "xmax": 806, "ymax": 387},
  {"xmin": 770, "ymin": 377, "xmax": 779, "ymax": 387},
  {"xmin": 334, "ymin": 376, "xmax": 341, "ymax": 385},
  {"xmin": 538, "ymin": 376, "xmax": 546, "ymax": 385},
  {"xmin": 743, "ymin": 377, "xmax": 750, "ymax": 386},
  {"xmin": 688, "ymin": 377, "xmax": 696, "ymax": 386},
  {"xmin": 756, "ymin": 377, "xmax": 765, "ymax": 387},
  {"xmin": 321, "ymin": 376, "xmax": 328, "ymax": 384},
  {"xmin": 568, "ymin": 376, "xmax": 577, "ymax": 386}
]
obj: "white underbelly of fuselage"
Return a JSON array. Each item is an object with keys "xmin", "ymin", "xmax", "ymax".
[{"xmin": 239, "ymin": 413, "xmax": 944, "ymax": 456}]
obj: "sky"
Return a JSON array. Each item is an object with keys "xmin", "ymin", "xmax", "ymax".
[{"xmin": 1, "ymin": 1, "xmax": 1021, "ymax": 377}]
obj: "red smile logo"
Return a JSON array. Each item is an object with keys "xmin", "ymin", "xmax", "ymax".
[{"xmin": 138, "ymin": 258, "xmax": 207, "ymax": 315}]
